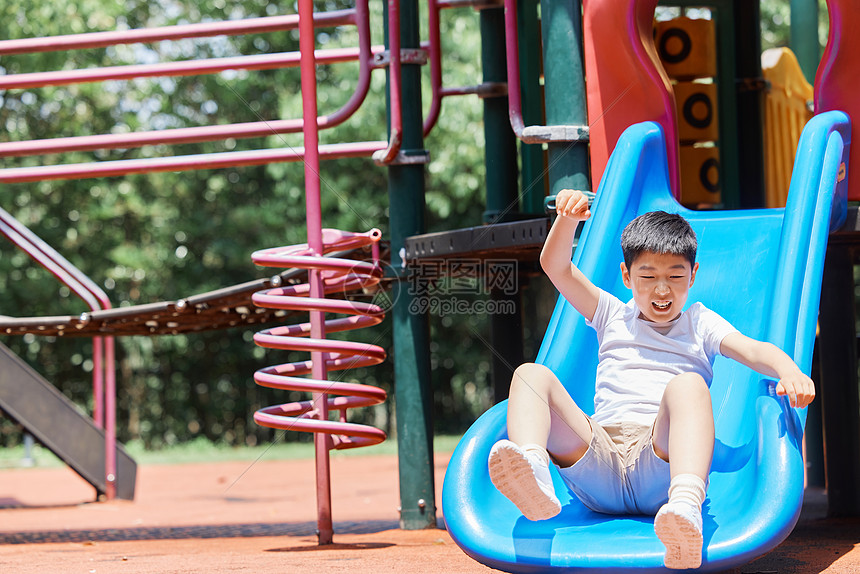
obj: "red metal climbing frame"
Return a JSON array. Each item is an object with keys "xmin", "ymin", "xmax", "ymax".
[{"xmin": 0, "ymin": 0, "xmax": 400, "ymax": 528}]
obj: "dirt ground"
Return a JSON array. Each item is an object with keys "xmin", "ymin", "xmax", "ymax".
[{"xmin": 1, "ymin": 452, "xmax": 859, "ymax": 573}]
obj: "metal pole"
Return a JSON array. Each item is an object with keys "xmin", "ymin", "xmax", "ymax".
[
  {"xmin": 818, "ymin": 242, "xmax": 860, "ymax": 516},
  {"xmin": 712, "ymin": 0, "xmax": 741, "ymax": 208},
  {"xmin": 790, "ymin": 0, "xmax": 820, "ymax": 83},
  {"xmin": 734, "ymin": 0, "xmax": 766, "ymax": 208},
  {"xmin": 93, "ymin": 337, "xmax": 104, "ymax": 429},
  {"xmin": 298, "ymin": 0, "xmax": 333, "ymax": 544},
  {"xmin": 386, "ymin": 0, "xmax": 436, "ymax": 530},
  {"xmin": 540, "ymin": 0, "xmax": 589, "ymax": 194},
  {"xmin": 481, "ymin": 5, "xmax": 520, "ymax": 225},
  {"xmin": 104, "ymin": 336, "xmax": 117, "ymax": 500},
  {"xmin": 22, "ymin": 433, "xmax": 34, "ymax": 467},
  {"xmin": 517, "ymin": 0, "xmax": 546, "ymax": 215},
  {"xmin": 479, "ymin": 3, "xmax": 525, "ymax": 403}
]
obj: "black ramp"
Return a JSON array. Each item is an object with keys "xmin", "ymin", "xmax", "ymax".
[{"xmin": 0, "ymin": 342, "xmax": 136, "ymax": 500}]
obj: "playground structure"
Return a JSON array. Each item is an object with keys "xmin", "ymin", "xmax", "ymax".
[
  {"xmin": 441, "ymin": 1, "xmax": 860, "ymax": 572},
  {"xmin": 0, "ymin": 0, "xmax": 859, "ymax": 571}
]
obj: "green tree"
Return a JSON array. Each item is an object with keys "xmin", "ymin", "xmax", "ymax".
[
  {"xmin": 0, "ymin": 0, "xmax": 494, "ymax": 449},
  {"xmin": 760, "ymin": 0, "xmax": 829, "ymax": 50}
]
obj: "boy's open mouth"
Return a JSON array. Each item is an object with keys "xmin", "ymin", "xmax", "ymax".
[{"xmin": 652, "ymin": 301, "xmax": 672, "ymax": 311}]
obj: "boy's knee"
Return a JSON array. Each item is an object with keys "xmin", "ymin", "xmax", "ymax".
[
  {"xmin": 511, "ymin": 363, "xmax": 556, "ymax": 393},
  {"xmin": 665, "ymin": 373, "xmax": 711, "ymax": 403}
]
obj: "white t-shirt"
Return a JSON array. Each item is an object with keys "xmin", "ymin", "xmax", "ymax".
[{"xmin": 585, "ymin": 289, "xmax": 738, "ymax": 426}]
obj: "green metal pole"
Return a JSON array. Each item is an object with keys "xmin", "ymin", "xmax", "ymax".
[
  {"xmin": 664, "ymin": 0, "xmax": 741, "ymax": 208},
  {"xmin": 790, "ymin": 0, "xmax": 820, "ymax": 83},
  {"xmin": 540, "ymin": 0, "xmax": 589, "ymax": 194},
  {"xmin": 518, "ymin": 0, "xmax": 547, "ymax": 214},
  {"xmin": 386, "ymin": 0, "xmax": 436, "ymax": 530},
  {"xmin": 713, "ymin": 0, "xmax": 741, "ymax": 209},
  {"xmin": 819, "ymin": 243, "xmax": 860, "ymax": 515},
  {"xmin": 482, "ymin": 5, "xmax": 521, "ymax": 224},
  {"xmin": 734, "ymin": 0, "xmax": 765, "ymax": 208},
  {"xmin": 479, "ymin": 3, "xmax": 525, "ymax": 403}
]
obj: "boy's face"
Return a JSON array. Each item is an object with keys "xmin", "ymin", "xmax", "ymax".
[{"xmin": 620, "ymin": 251, "xmax": 698, "ymax": 323}]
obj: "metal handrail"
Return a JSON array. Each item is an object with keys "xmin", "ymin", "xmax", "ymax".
[
  {"xmin": 0, "ymin": 207, "xmax": 117, "ymax": 498},
  {"xmin": 0, "ymin": 11, "xmax": 357, "ymax": 55},
  {"xmin": 502, "ymin": 0, "xmax": 588, "ymax": 143},
  {"xmin": 0, "ymin": 48, "xmax": 367, "ymax": 89},
  {"xmin": 0, "ymin": 3, "xmax": 377, "ymax": 158},
  {"xmin": 0, "ymin": 142, "xmax": 387, "ymax": 183},
  {"xmin": 422, "ymin": 0, "xmax": 510, "ymax": 137}
]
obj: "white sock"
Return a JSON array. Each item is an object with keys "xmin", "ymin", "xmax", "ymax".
[
  {"xmin": 656, "ymin": 474, "xmax": 707, "ymax": 569},
  {"xmin": 520, "ymin": 443, "xmax": 551, "ymax": 467},
  {"xmin": 667, "ymin": 474, "xmax": 707, "ymax": 509}
]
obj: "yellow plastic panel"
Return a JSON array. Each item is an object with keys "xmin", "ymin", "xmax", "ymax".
[
  {"xmin": 762, "ymin": 47, "xmax": 813, "ymax": 208},
  {"xmin": 679, "ymin": 145, "xmax": 721, "ymax": 206},
  {"xmin": 655, "ymin": 17, "xmax": 717, "ymax": 80},
  {"xmin": 674, "ymin": 81, "xmax": 720, "ymax": 143}
]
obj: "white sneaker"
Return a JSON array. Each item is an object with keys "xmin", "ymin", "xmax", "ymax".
[
  {"xmin": 654, "ymin": 501, "xmax": 703, "ymax": 569},
  {"xmin": 488, "ymin": 439, "xmax": 561, "ymax": 521}
]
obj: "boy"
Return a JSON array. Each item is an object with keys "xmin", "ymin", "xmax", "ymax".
[{"xmin": 488, "ymin": 189, "xmax": 815, "ymax": 569}]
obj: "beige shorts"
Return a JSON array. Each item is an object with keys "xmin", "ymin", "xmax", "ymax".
[{"xmin": 557, "ymin": 420, "xmax": 671, "ymax": 515}]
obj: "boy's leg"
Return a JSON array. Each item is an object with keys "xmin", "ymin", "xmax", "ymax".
[
  {"xmin": 652, "ymin": 372, "xmax": 713, "ymax": 570},
  {"xmin": 652, "ymin": 372, "xmax": 714, "ymax": 479},
  {"xmin": 489, "ymin": 363, "xmax": 593, "ymax": 521},
  {"xmin": 506, "ymin": 362, "xmax": 593, "ymax": 467}
]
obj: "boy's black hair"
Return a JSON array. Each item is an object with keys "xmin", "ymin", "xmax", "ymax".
[{"xmin": 620, "ymin": 211, "xmax": 698, "ymax": 269}]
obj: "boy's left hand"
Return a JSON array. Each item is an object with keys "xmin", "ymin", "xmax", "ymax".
[
  {"xmin": 720, "ymin": 333, "xmax": 816, "ymax": 409},
  {"xmin": 775, "ymin": 372, "xmax": 815, "ymax": 409}
]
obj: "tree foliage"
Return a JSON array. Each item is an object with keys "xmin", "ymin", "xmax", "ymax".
[
  {"xmin": 760, "ymin": 0, "xmax": 830, "ymax": 51},
  {"xmin": 0, "ymin": 0, "xmax": 494, "ymax": 449}
]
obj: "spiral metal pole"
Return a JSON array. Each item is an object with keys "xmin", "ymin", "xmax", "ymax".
[{"xmin": 252, "ymin": 228, "xmax": 387, "ymax": 546}]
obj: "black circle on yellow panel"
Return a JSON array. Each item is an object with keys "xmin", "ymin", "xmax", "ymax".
[
  {"xmin": 683, "ymin": 93, "xmax": 713, "ymax": 129},
  {"xmin": 699, "ymin": 157, "xmax": 720, "ymax": 193},
  {"xmin": 659, "ymin": 28, "xmax": 692, "ymax": 64}
]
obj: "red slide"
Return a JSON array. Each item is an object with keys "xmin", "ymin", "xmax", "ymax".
[
  {"xmin": 815, "ymin": 0, "xmax": 858, "ymax": 200},
  {"xmin": 583, "ymin": 0, "xmax": 680, "ymax": 197}
]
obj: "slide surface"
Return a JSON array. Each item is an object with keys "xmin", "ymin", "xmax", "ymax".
[{"xmin": 442, "ymin": 113, "xmax": 850, "ymax": 573}]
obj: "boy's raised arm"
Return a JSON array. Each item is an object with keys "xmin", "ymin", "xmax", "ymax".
[
  {"xmin": 719, "ymin": 332, "xmax": 816, "ymax": 408},
  {"xmin": 540, "ymin": 189, "xmax": 601, "ymax": 323}
]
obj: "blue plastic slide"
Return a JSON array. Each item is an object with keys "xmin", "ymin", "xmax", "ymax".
[{"xmin": 442, "ymin": 112, "xmax": 851, "ymax": 573}]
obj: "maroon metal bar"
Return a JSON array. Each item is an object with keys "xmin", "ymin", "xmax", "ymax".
[
  {"xmin": 0, "ymin": 2, "xmax": 377, "ymax": 158},
  {"xmin": 104, "ymin": 336, "xmax": 117, "ymax": 499},
  {"xmin": 0, "ymin": 11, "xmax": 356, "ymax": 55},
  {"xmin": 0, "ymin": 48, "xmax": 365, "ymax": 90},
  {"xmin": 0, "ymin": 206, "xmax": 115, "ymax": 493},
  {"xmin": 423, "ymin": 0, "xmax": 443, "ymax": 136},
  {"xmin": 502, "ymin": 0, "xmax": 579, "ymax": 143},
  {"xmin": 296, "ymin": 0, "xmax": 334, "ymax": 545},
  {"xmin": 92, "ymin": 338, "xmax": 104, "ymax": 428},
  {"xmin": 0, "ymin": 119, "xmax": 317, "ymax": 158},
  {"xmin": 371, "ymin": 0, "xmax": 403, "ymax": 164},
  {"xmin": 503, "ymin": 0, "xmax": 527, "ymax": 137},
  {"xmin": 251, "ymin": 230, "xmax": 387, "ymax": 450},
  {"xmin": 421, "ymin": 0, "xmax": 502, "ymax": 137},
  {"xmin": 0, "ymin": 142, "xmax": 386, "ymax": 183},
  {"xmin": 437, "ymin": 0, "xmax": 497, "ymax": 7}
]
